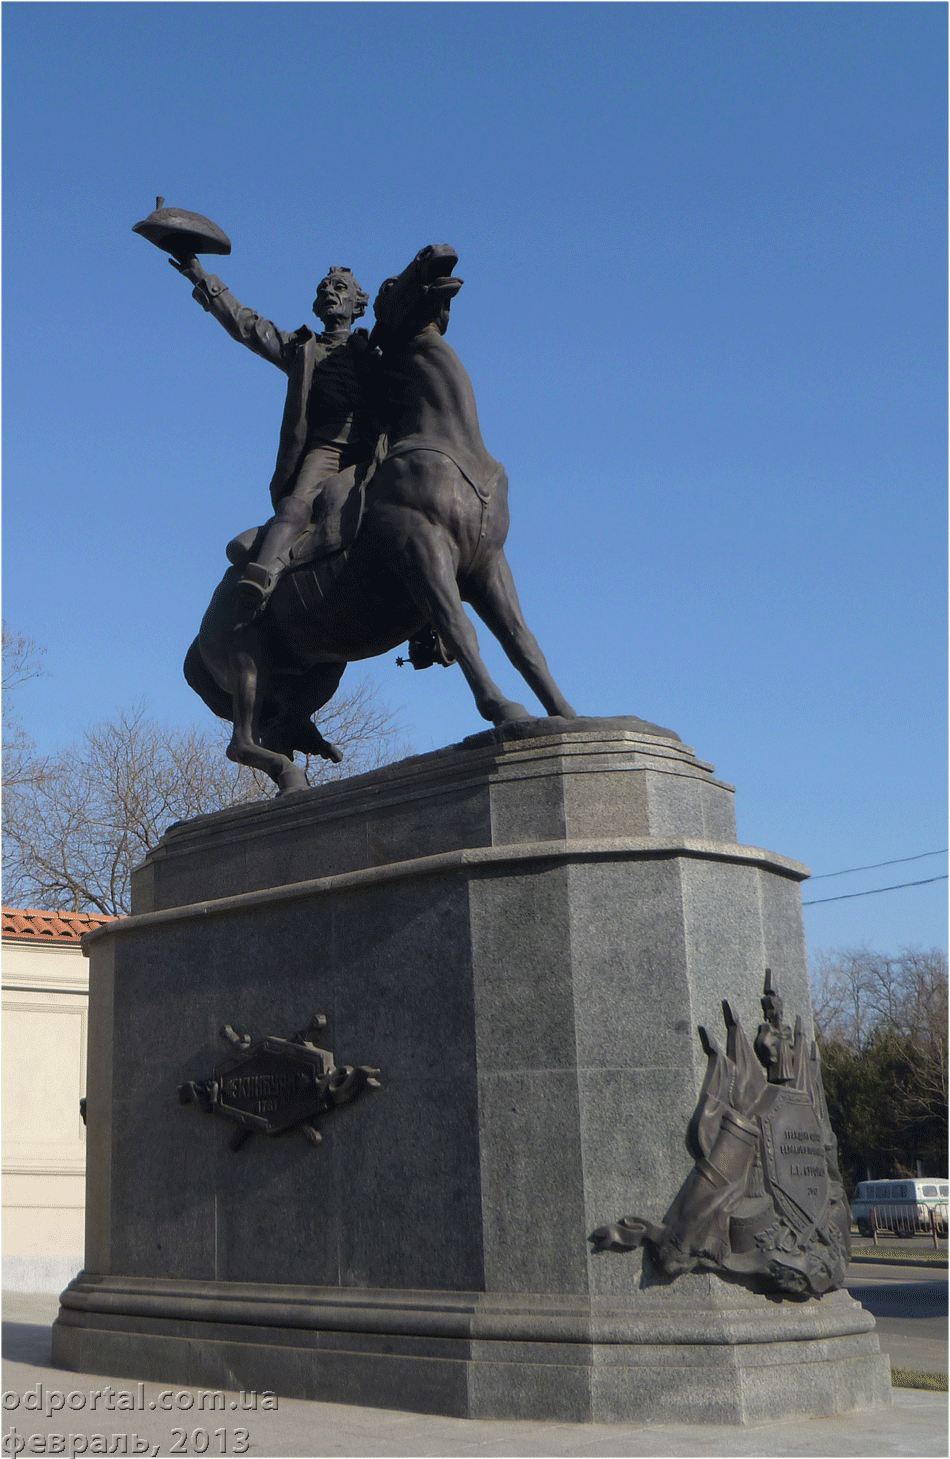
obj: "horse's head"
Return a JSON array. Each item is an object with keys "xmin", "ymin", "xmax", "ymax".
[{"xmin": 371, "ymin": 245, "xmax": 463, "ymax": 344}]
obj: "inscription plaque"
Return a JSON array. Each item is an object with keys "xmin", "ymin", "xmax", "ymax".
[
  {"xmin": 179, "ymin": 1015, "xmax": 380, "ymax": 1150},
  {"xmin": 759, "ymin": 1086, "xmax": 830, "ymax": 1232}
]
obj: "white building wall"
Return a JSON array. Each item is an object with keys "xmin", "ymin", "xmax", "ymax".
[{"xmin": 2, "ymin": 938, "xmax": 88, "ymax": 1292}]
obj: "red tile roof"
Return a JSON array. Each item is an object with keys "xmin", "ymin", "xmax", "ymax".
[{"xmin": 2, "ymin": 907, "xmax": 118, "ymax": 942}]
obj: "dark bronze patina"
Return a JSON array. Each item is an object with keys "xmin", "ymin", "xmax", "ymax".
[
  {"xmin": 395, "ymin": 625, "xmax": 457, "ymax": 670},
  {"xmin": 133, "ymin": 198, "xmax": 231, "ymax": 263},
  {"xmin": 178, "ymin": 1015, "xmax": 380, "ymax": 1151},
  {"xmin": 590, "ymin": 971, "xmax": 851, "ymax": 1296},
  {"xmin": 135, "ymin": 206, "xmax": 577, "ymax": 791}
]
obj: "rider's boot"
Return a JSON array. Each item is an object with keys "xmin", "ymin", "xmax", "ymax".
[
  {"xmin": 236, "ymin": 559, "xmax": 283, "ymax": 616},
  {"xmin": 236, "ymin": 498, "xmax": 310, "ymax": 619}
]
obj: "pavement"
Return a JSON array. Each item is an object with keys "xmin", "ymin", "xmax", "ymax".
[
  {"xmin": 842, "ymin": 1260, "xmax": 947, "ymax": 1378},
  {"xmin": 2, "ymin": 1275, "xmax": 946, "ymax": 1459}
]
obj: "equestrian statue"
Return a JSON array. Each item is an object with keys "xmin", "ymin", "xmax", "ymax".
[{"xmin": 134, "ymin": 202, "xmax": 577, "ymax": 791}]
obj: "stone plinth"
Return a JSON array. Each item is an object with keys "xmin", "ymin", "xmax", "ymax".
[{"xmin": 54, "ymin": 720, "xmax": 891, "ymax": 1423}]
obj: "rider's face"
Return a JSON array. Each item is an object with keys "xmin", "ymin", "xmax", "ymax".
[{"xmin": 314, "ymin": 273, "xmax": 358, "ymax": 328}]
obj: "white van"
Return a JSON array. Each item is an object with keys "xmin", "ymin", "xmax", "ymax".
[{"xmin": 851, "ymin": 1178, "xmax": 949, "ymax": 1236}]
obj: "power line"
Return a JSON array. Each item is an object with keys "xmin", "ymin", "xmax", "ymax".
[
  {"xmin": 802, "ymin": 874, "xmax": 948, "ymax": 907},
  {"xmin": 809, "ymin": 849, "xmax": 948, "ymax": 881}
]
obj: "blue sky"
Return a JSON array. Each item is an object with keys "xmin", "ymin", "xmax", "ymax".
[{"xmin": 3, "ymin": 3, "xmax": 946, "ymax": 954}]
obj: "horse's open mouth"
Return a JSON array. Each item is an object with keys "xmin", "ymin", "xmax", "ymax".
[
  {"xmin": 424, "ymin": 247, "xmax": 460, "ymax": 292},
  {"xmin": 429, "ymin": 273, "xmax": 463, "ymax": 297}
]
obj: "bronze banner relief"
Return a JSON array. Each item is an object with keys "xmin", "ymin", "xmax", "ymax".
[{"xmin": 591, "ymin": 971, "xmax": 851, "ymax": 1296}]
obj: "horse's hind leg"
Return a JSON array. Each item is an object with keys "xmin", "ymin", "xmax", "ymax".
[
  {"xmin": 225, "ymin": 625, "xmax": 309, "ymax": 792},
  {"xmin": 391, "ymin": 525, "xmax": 532, "ymax": 724},
  {"xmin": 463, "ymin": 551, "xmax": 577, "ymax": 719},
  {"xmin": 184, "ymin": 636, "xmax": 233, "ymax": 721}
]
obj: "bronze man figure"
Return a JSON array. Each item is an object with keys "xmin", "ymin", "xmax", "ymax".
[{"xmin": 174, "ymin": 255, "xmax": 379, "ymax": 616}]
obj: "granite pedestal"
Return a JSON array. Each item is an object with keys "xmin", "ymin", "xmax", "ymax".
[{"xmin": 53, "ymin": 719, "xmax": 891, "ymax": 1423}]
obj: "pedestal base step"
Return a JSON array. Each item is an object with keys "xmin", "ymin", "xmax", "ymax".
[{"xmin": 54, "ymin": 1275, "xmax": 893, "ymax": 1425}]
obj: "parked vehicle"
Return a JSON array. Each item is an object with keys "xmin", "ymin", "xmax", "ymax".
[{"xmin": 851, "ymin": 1178, "xmax": 949, "ymax": 1236}]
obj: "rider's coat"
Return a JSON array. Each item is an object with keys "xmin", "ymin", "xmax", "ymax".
[{"xmin": 191, "ymin": 273, "xmax": 378, "ymax": 509}]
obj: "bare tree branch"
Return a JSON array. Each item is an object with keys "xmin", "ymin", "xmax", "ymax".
[
  {"xmin": 3, "ymin": 678, "xmax": 407, "ymax": 917},
  {"xmin": 811, "ymin": 944, "xmax": 948, "ymax": 1182},
  {"xmin": 2, "ymin": 623, "xmax": 47, "ymax": 696},
  {"xmin": 2, "ymin": 624, "xmax": 51, "ymax": 796}
]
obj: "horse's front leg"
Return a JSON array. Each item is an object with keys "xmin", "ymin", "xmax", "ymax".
[
  {"xmin": 463, "ymin": 550, "xmax": 577, "ymax": 719},
  {"xmin": 390, "ymin": 521, "xmax": 531, "ymax": 726},
  {"xmin": 259, "ymin": 662, "xmax": 349, "ymax": 765},
  {"xmin": 225, "ymin": 625, "xmax": 309, "ymax": 792}
]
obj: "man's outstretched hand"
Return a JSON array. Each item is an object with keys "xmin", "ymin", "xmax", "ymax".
[{"xmin": 170, "ymin": 253, "xmax": 206, "ymax": 285}]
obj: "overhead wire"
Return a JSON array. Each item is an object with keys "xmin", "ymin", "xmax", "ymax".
[
  {"xmin": 802, "ymin": 874, "xmax": 948, "ymax": 907},
  {"xmin": 808, "ymin": 848, "xmax": 948, "ymax": 881}
]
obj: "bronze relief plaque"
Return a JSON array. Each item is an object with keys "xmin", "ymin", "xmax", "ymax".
[
  {"xmin": 758, "ymin": 1086, "xmax": 830, "ymax": 1233},
  {"xmin": 215, "ymin": 1039, "xmax": 332, "ymax": 1136},
  {"xmin": 590, "ymin": 970, "xmax": 851, "ymax": 1295},
  {"xmin": 179, "ymin": 1016, "xmax": 380, "ymax": 1150}
]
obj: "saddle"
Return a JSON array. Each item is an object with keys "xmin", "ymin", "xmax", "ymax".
[
  {"xmin": 226, "ymin": 465, "xmax": 367, "ymax": 577},
  {"xmin": 288, "ymin": 466, "xmax": 368, "ymax": 570}
]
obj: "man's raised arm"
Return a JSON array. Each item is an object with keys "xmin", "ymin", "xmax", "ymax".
[{"xmin": 173, "ymin": 255, "xmax": 298, "ymax": 374}]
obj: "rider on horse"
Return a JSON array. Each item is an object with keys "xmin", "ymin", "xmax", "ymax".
[{"xmin": 174, "ymin": 255, "xmax": 380, "ymax": 616}]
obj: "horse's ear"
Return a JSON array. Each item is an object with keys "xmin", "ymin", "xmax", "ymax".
[{"xmin": 373, "ymin": 277, "xmax": 398, "ymax": 309}]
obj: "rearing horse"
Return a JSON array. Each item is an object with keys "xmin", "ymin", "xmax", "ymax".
[{"xmin": 185, "ymin": 245, "xmax": 577, "ymax": 791}]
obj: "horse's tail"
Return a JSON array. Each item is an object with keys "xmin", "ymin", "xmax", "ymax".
[{"xmin": 184, "ymin": 636, "xmax": 233, "ymax": 723}]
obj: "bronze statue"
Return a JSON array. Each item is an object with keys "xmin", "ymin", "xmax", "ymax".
[
  {"xmin": 174, "ymin": 256, "xmax": 379, "ymax": 618},
  {"xmin": 136, "ymin": 207, "xmax": 577, "ymax": 790}
]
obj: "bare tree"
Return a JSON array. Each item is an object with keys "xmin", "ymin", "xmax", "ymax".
[
  {"xmin": 890, "ymin": 949, "xmax": 949, "ymax": 1114},
  {"xmin": 307, "ymin": 676, "xmax": 410, "ymax": 775},
  {"xmin": 2, "ymin": 624, "xmax": 47, "ymax": 695},
  {"xmin": 811, "ymin": 944, "xmax": 948, "ymax": 1181},
  {"xmin": 2, "ymin": 624, "xmax": 50, "ymax": 793},
  {"xmin": 3, "ymin": 642, "xmax": 408, "ymax": 915},
  {"xmin": 812, "ymin": 945, "xmax": 948, "ymax": 1045}
]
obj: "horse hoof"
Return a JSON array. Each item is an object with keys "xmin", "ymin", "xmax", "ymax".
[
  {"xmin": 492, "ymin": 701, "xmax": 532, "ymax": 724},
  {"xmin": 277, "ymin": 764, "xmax": 310, "ymax": 794}
]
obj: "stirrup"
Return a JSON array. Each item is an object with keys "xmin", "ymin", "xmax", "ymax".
[{"xmin": 237, "ymin": 562, "xmax": 277, "ymax": 615}]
